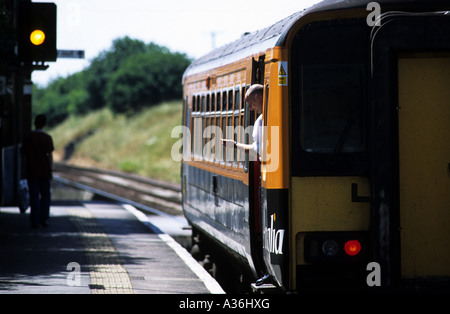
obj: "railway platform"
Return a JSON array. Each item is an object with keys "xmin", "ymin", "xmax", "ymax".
[{"xmin": 0, "ymin": 197, "xmax": 224, "ymax": 294}]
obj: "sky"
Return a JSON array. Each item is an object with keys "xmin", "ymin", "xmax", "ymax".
[{"xmin": 31, "ymin": 0, "xmax": 322, "ymax": 86}]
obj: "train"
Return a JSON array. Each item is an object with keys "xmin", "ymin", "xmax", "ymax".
[{"xmin": 181, "ymin": 0, "xmax": 450, "ymax": 293}]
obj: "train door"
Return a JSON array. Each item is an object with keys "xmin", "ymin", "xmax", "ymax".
[
  {"xmin": 248, "ymin": 56, "xmax": 266, "ymax": 279},
  {"xmin": 370, "ymin": 15, "xmax": 450, "ymax": 288},
  {"xmin": 397, "ymin": 55, "xmax": 450, "ymax": 279}
]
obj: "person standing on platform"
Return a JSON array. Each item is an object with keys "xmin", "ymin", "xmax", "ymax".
[{"xmin": 22, "ymin": 114, "xmax": 54, "ymax": 228}]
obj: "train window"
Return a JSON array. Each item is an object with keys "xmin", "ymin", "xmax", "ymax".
[
  {"xmin": 221, "ymin": 115, "xmax": 227, "ymax": 163},
  {"xmin": 216, "ymin": 91, "xmax": 221, "ymax": 162},
  {"xmin": 243, "ymin": 84, "xmax": 252, "ymax": 172},
  {"xmin": 201, "ymin": 95, "xmax": 206, "ymax": 112},
  {"xmin": 190, "ymin": 94, "xmax": 196, "ymax": 159},
  {"xmin": 190, "ymin": 93, "xmax": 203, "ymax": 160},
  {"xmin": 221, "ymin": 90, "xmax": 228, "ymax": 163},
  {"xmin": 291, "ymin": 22, "xmax": 368, "ymax": 175},
  {"xmin": 228, "ymin": 89, "xmax": 234, "ymax": 111},
  {"xmin": 208, "ymin": 92, "xmax": 215, "ymax": 161},
  {"xmin": 222, "ymin": 90, "xmax": 227, "ymax": 111},
  {"xmin": 222, "ymin": 88, "xmax": 233, "ymax": 165},
  {"xmin": 201, "ymin": 95, "xmax": 206, "ymax": 159},
  {"xmin": 226, "ymin": 115, "xmax": 234, "ymax": 165},
  {"xmin": 234, "ymin": 114, "xmax": 239, "ymax": 166},
  {"xmin": 216, "ymin": 92, "xmax": 221, "ymax": 111},
  {"xmin": 241, "ymin": 85, "xmax": 246, "ymax": 110},
  {"xmin": 234, "ymin": 88, "xmax": 240, "ymax": 112},
  {"xmin": 301, "ymin": 64, "xmax": 364, "ymax": 153},
  {"xmin": 239, "ymin": 86, "xmax": 246, "ymax": 168},
  {"xmin": 192, "ymin": 114, "xmax": 202, "ymax": 159},
  {"xmin": 205, "ymin": 112, "xmax": 211, "ymax": 162},
  {"xmin": 234, "ymin": 88, "xmax": 241, "ymax": 167}
]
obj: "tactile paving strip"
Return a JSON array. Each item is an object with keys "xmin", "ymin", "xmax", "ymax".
[{"xmin": 68, "ymin": 208, "xmax": 134, "ymax": 294}]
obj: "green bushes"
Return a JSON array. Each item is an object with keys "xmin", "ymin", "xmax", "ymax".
[
  {"xmin": 33, "ymin": 37, "xmax": 191, "ymax": 126},
  {"xmin": 48, "ymin": 101, "xmax": 183, "ymax": 183}
]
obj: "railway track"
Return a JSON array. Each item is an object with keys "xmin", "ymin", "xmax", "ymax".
[{"xmin": 53, "ymin": 163, "xmax": 182, "ymax": 216}]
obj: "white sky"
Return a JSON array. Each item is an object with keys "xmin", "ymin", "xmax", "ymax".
[{"xmin": 31, "ymin": 0, "xmax": 322, "ymax": 86}]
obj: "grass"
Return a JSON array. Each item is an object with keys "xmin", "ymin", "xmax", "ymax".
[{"xmin": 49, "ymin": 100, "xmax": 183, "ymax": 183}]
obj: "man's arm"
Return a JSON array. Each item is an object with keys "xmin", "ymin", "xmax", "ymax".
[
  {"xmin": 221, "ymin": 139, "xmax": 252, "ymax": 151},
  {"xmin": 221, "ymin": 138, "xmax": 258, "ymax": 160}
]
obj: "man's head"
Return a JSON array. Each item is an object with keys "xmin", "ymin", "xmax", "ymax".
[
  {"xmin": 245, "ymin": 84, "xmax": 263, "ymax": 114},
  {"xmin": 34, "ymin": 114, "xmax": 47, "ymax": 130}
]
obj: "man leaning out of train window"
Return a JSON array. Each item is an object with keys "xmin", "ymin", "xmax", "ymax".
[{"xmin": 221, "ymin": 84, "xmax": 263, "ymax": 161}]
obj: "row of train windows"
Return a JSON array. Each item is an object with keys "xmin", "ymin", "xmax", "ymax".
[
  {"xmin": 192, "ymin": 85, "xmax": 248, "ymax": 113},
  {"xmin": 189, "ymin": 85, "xmax": 251, "ymax": 169}
]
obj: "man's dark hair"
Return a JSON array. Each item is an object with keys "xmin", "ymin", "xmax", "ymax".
[{"xmin": 34, "ymin": 114, "xmax": 47, "ymax": 129}]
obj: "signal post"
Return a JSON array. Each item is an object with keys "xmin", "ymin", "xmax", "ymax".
[{"xmin": 0, "ymin": 0, "xmax": 56, "ymax": 207}]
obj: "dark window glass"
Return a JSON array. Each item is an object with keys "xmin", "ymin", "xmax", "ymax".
[
  {"xmin": 291, "ymin": 21, "xmax": 368, "ymax": 176},
  {"xmin": 301, "ymin": 64, "xmax": 365, "ymax": 153}
]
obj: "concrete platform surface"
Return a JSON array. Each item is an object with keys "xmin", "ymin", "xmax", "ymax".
[{"xmin": 0, "ymin": 201, "xmax": 224, "ymax": 294}]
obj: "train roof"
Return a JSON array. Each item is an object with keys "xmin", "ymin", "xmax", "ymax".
[{"xmin": 183, "ymin": 0, "xmax": 450, "ymax": 78}]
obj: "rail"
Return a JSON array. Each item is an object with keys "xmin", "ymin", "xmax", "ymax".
[{"xmin": 53, "ymin": 162, "xmax": 182, "ymax": 216}]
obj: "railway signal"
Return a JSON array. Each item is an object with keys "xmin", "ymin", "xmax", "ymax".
[{"xmin": 19, "ymin": 2, "xmax": 57, "ymax": 63}]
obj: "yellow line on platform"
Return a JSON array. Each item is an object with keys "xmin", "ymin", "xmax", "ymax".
[{"xmin": 68, "ymin": 208, "xmax": 134, "ymax": 294}]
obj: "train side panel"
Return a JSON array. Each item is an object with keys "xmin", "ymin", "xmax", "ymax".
[{"xmin": 182, "ymin": 60, "xmax": 259, "ymax": 278}]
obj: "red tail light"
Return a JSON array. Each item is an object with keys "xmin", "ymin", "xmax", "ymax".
[{"xmin": 344, "ymin": 240, "xmax": 361, "ymax": 256}]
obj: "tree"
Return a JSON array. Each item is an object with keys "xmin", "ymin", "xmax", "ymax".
[
  {"xmin": 33, "ymin": 37, "xmax": 192, "ymax": 121},
  {"xmin": 105, "ymin": 48, "xmax": 190, "ymax": 114},
  {"xmin": 86, "ymin": 36, "xmax": 148, "ymax": 110},
  {"xmin": 33, "ymin": 71, "xmax": 89, "ymax": 126}
]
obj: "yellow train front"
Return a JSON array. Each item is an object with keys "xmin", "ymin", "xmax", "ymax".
[{"xmin": 181, "ymin": 0, "xmax": 450, "ymax": 293}]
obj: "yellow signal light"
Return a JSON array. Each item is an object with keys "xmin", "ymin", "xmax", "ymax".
[{"xmin": 30, "ymin": 30, "xmax": 46, "ymax": 46}]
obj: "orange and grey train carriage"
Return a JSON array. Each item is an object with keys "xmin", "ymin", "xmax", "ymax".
[{"xmin": 181, "ymin": 0, "xmax": 450, "ymax": 292}]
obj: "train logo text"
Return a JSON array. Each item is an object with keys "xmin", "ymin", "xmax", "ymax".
[{"xmin": 264, "ymin": 214, "xmax": 285, "ymax": 255}]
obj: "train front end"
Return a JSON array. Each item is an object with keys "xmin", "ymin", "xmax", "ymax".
[{"xmin": 285, "ymin": 0, "xmax": 450, "ymax": 292}]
